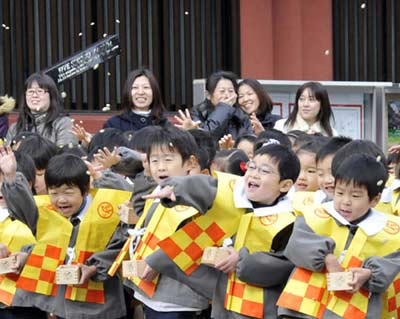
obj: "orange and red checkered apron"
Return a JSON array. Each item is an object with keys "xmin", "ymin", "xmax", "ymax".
[
  {"xmin": 0, "ymin": 218, "xmax": 35, "ymax": 305},
  {"xmin": 277, "ymin": 206, "xmax": 400, "ymax": 319},
  {"xmin": 158, "ymin": 172, "xmax": 246, "ymax": 275},
  {"xmin": 225, "ymin": 211, "xmax": 294, "ymax": 318},
  {"xmin": 17, "ymin": 189, "xmax": 130, "ymax": 304}
]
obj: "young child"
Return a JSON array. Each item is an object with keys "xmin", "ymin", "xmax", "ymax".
[
  {"xmin": 294, "ymin": 136, "xmax": 352, "ymax": 206},
  {"xmin": 0, "ymin": 150, "xmax": 43, "ymax": 318},
  {"xmin": 109, "ymin": 126, "xmax": 210, "ymax": 319},
  {"xmin": 0, "ymin": 149, "xmax": 131, "ymax": 319},
  {"xmin": 294, "ymin": 141, "xmax": 323, "ymax": 192},
  {"xmin": 277, "ymin": 153, "xmax": 400, "ymax": 319},
  {"xmin": 144, "ymin": 144, "xmax": 301, "ymax": 319}
]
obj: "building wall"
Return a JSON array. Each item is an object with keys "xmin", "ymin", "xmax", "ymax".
[{"xmin": 240, "ymin": 0, "xmax": 333, "ymax": 80}]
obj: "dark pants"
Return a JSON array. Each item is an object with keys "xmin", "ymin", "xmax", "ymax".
[
  {"xmin": 144, "ymin": 305, "xmax": 196, "ymax": 319},
  {"xmin": 0, "ymin": 307, "xmax": 47, "ymax": 319}
]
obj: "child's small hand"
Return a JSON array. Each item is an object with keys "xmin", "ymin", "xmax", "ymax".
[
  {"xmin": 348, "ymin": 267, "xmax": 371, "ymax": 293},
  {"xmin": 77, "ymin": 264, "xmax": 97, "ymax": 286},
  {"xmin": 174, "ymin": 109, "xmax": 201, "ymax": 130},
  {"xmin": 0, "ymin": 145, "xmax": 17, "ymax": 183},
  {"xmin": 93, "ymin": 147, "xmax": 120, "ymax": 169},
  {"xmin": 249, "ymin": 113, "xmax": 264, "ymax": 135},
  {"xmin": 214, "ymin": 247, "xmax": 238, "ymax": 273},
  {"xmin": 84, "ymin": 160, "xmax": 103, "ymax": 180},
  {"xmin": 10, "ymin": 252, "xmax": 28, "ymax": 274},
  {"xmin": 218, "ymin": 134, "xmax": 234, "ymax": 150},
  {"xmin": 0, "ymin": 243, "xmax": 9, "ymax": 259},
  {"xmin": 71, "ymin": 122, "xmax": 92, "ymax": 144},
  {"xmin": 140, "ymin": 261, "xmax": 159, "ymax": 281},
  {"xmin": 324, "ymin": 254, "xmax": 343, "ymax": 273},
  {"xmin": 142, "ymin": 185, "xmax": 176, "ymax": 202}
]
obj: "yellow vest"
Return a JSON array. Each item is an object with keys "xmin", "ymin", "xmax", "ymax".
[
  {"xmin": 225, "ymin": 211, "xmax": 294, "ymax": 318},
  {"xmin": 0, "ymin": 217, "xmax": 36, "ymax": 305},
  {"xmin": 277, "ymin": 205, "xmax": 400, "ymax": 319},
  {"xmin": 16, "ymin": 189, "xmax": 131, "ymax": 304},
  {"xmin": 157, "ymin": 172, "xmax": 246, "ymax": 275}
]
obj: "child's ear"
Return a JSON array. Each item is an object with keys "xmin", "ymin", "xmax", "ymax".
[
  {"xmin": 370, "ymin": 193, "xmax": 381, "ymax": 207},
  {"xmin": 279, "ymin": 179, "xmax": 293, "ymax": 193},
  {"xmin": 183, "ymin": 155, "xmax": 199, "ymax": 172}
]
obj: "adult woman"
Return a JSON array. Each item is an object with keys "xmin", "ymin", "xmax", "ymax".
[
  {"xmin": 6, "ymin": 72, "xmax": 76, "ymax": 146},
  {"xmin": 274, "ymin": 81, "xmax": 338, "ymax": 136},
  {"xmin": 103, "ymin": 68, "xmax": 167, "ymax": 131},
  {"xmin": 189, "ymin": 71, "xmax": 253, "ymax": 141},
  {"xmin": 238, "ymin": 78, "xmax": 281, "ymax": 134}
]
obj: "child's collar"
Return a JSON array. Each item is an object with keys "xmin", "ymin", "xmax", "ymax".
[
  {"xmin": 233, "ymin": 177, "xmax": 292, "ymax": 216},
  {"xmin": 70, "ymin": 194, "xmax": 93, "ymax": 222},
  {"xmin": 322, "ymin": 201, "xmax": 387, "ymax": 236}
]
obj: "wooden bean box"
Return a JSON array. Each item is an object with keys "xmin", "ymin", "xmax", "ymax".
[
  {"xmin": 56, "ymin": 265, "xmax": 81, "ymax": 285},
  {"xmin": 119, "ymin": 203, "xmax": 139, "ymax": 225},
  {"xmin": 200, "ymin": 247, "xmax": 230, "ymax": 267},
  {"xmin": 122, "ymin": 260, "xmax": 146, "ymax": 278},
  {"xmin": 0, "ymin": 256, "xmax": 16, "ymax": 274},
  {"xmin": 326, "ymin": 271, "xmax": 353, "ymax": 291}
]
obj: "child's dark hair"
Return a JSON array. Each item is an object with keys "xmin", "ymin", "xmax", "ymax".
[
  {"xmin": 128, "ymin": 126, "xmax": 157, "ymax": 153},
  {"xmin": 45, "ymin": 154, "xmax": 90, "ymax": 196},
  {"xmin": 331, "ymin": 140, "xmax": 386, "ymax": 177},
  {"xmin": 146, "ymin": 126, "xmax": 197, "ymax": 163},
  {"xmin": 286, "ymin": 130, "xmax": 314, "ymax": 151},
  {"xmin": 296, "ymin": 139, "xmax": 327, "ymax": 157},
  {"xmin": 234, "ymin": 134, "xmax": 257, "ymax": 148},
  {"xmin": 188, "ymin": 129, "xmax": 217, "ymax": 170},
  {"xmin": 254, "ymin": 129, "xmax": 291, "ymax": 151},
  {"xmin": 87, "ymin": 128, "xmax": 129, "ymax": 161},
  {"xmin": 14, "ymin": 151, "xmax": 36, "ymax": 193},
  {"xmin": 316, "ymin": 136, "xmax": 352, "ymax": 163},
  {"xmin": 223, "ymin": 149, "xmax": 249, "ymax": 176},
  {"xmin": 254, "ymin": 144, "xmax": 300, "ymax": 183},
  {"xmin": 334, "ymin": 153, "xmax": 388, "ymax": 199},
  {"xmin": 57, "ymin": 143, "xmax": 87, "ymax": 158},
  {"xmin": 15, "ymin": 133, "xmax": 58, "ymax": 170}
]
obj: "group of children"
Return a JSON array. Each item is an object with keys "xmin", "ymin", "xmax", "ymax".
[{"xmin": 0, "ymin": 123, "xmax": 398, "ymax": 319}]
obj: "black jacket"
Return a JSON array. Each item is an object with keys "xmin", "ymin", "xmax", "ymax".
[
  {"xmin": 191, "ymin": 100, "xmax": 253, "ymax": 141},
  {"xmin": 103, "ymin": 111, "xmax": 168, "ymax": 132}
]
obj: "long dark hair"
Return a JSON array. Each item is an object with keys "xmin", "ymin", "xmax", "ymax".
[
  {"xmin": 238, "ymin": 78, "xmax": 273, "ymax": 116},
  {"xmin": 121, "ymin": 68, "xmax": 166, "ymax": 121},
  {"xmin": 16, "ymin": 72, "xmax": 63, "ymax": 135},
  {"xmin": 285, "ymin": 82, "xmax": 334, "ymax": 136}
]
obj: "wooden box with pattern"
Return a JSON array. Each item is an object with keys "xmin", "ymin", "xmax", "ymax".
[
  {"xmin": 122, "ymin": 260, "xmax": 146, "ymax": 277},
  {"xmin": 0, "ymin": 255, "xmax": 16, "ymax": 274},
  {"xmin": 119, "ymin": 202, "xmax": 139, "ymax": 225},
  {"xmin": 327, "ymin": 271, "xmax": 353, "ymax": 291},
  {"xmin": 201, "ymin": 247, "xmax": 230, "ymax": 267},
  {"xmin": 56, "ymin": 265, "xmax": 81, "ymax": 285}
]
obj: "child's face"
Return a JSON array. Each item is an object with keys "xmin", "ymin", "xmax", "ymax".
[
  {"xmin": 333, "ymin": 180, "xmax": 380, "ymax": 222},
  {"xmin": 48, "ymin": 184, "xmax": 85, "ymax": 218},
  {"xmin": 317, "ymin": 155, "xmax": 335, "ymax": 199},
  {"xmin": 244, "ymin": 154, "xmax": 291, "ymax": 205},
  {"xmin": 149, "ymin": 145, "xmax": 191, "ymax": 184},
  {"xmin": 295, "ymin": 151, "xmax": 319, "ymax": 192},
  {"xmin": 236, "ymin": 140, "xmax": 254, "ymax": 159},
  {"xmin": 35, "ymin": 169, "xmax": 47, "ymax": 195}
]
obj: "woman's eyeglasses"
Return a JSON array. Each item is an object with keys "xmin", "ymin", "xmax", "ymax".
[{"xmin": 26, "ymin": 88, "xmax": 48, "ymax": 96}]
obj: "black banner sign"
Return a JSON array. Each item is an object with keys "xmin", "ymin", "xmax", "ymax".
[{"xmin": 44, "ymin": 35, "xmax": 120, "ymax": 84}]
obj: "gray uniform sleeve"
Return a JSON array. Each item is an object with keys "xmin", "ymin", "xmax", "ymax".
[
  {"xmin": 362, "ymin": 251, "xmax": 400, "ymax": 293},
  {"xmin": 2, "ymin": 172, "xmax": 38, "ymax": 234},
  {"xmin": 146, "ymin": 248, "xmax": 218, "ymax": 299},
  {"xmin": 53, "ymin": 116, "xmax": 78, "ymax": 146},
  {"xmin": 236, "ymin": 248, "xmax": 294, "ymax": 287},
  {"xmin": 160, "ymin": 174, "xmax": 218, "ymax": 213},
  {"xmin": 5, "ymin": 122, "xmax": 16, "ymax": 145},
  {"xmin": 284, "ymin": 216, "xmax": 336, "ymax": 272},
  {"xmin": 112, "ymin": 147, "xmax": 144, "ymax": 178},
  {"xmin": 92, "ymin": 169, "xmax": 134, "ymax": 192},
  {"xmin": 86, "ymin": 224, "xmax": 126, "ymax": 281}
]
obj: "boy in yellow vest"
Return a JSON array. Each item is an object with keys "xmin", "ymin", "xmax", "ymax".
[
  {"xmin": 277, "ymin": 153, "xmax": 400, "ymax": 319},
  {"xmin": 0, "ymin": 151, "xmax": 43, "ymax": 318},
  {"xmin": 144, "ymin": 143, "xmax": 301, "ymax": 319},
  {"xmin": 0, "ymin": 148, "xmax": 131, "ymax": 319},
  {"xmin": 111, "ymin": 126, "xmax": 211, "ymax": 319}
]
